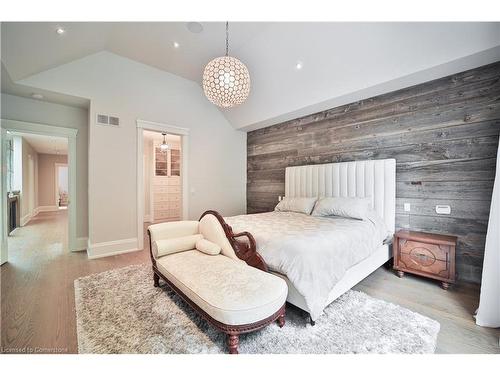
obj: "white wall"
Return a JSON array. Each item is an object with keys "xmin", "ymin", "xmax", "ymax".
[
  {"xmin": 18, "ymin": 52, "xmax": 247, "ymax": 249},
  {"xmin": 1, "ymin": 93, "xmax": 89, "ymax": 239},
  {"xmin": 20, "ymin": 138, "xmax": 37, "ymax": 222}
]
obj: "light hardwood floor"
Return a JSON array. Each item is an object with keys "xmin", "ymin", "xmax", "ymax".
[
  {"xmin": 1, "ymin": 210, "xmax": 150, "ymax": 354},
  {"xmin": 354, "ymin": 268, "xmax": 499, "ymax": 353},
  {"xmin": 1, "ymin": 210, "xmax": 498, "ymax": 354}
]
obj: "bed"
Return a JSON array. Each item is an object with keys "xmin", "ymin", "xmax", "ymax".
[{"xmin": 225, "ymin": 159, "xmax": 396, "ymax": 323}]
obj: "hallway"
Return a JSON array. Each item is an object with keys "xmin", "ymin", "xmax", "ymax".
[{"xmin": 1, "ymin": 210, "xmax": 148, "ymax": 353}]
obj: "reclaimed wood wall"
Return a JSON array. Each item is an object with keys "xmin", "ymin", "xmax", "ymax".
[{"xmin": 247, "ymin": 61, "xmax": 500, "ymax": 283}]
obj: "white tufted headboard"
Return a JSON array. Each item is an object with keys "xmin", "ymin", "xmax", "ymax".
[{"xmin": 285, "ymin": 159, "xmax": 396, "ymax": 233}]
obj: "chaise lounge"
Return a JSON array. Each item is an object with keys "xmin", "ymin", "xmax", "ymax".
[{"xmin": 147, "ymin": 210, "xmax": 288, "ymax": 354}]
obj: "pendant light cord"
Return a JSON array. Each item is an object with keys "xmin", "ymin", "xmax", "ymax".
[{"xmin": 225, "ymin": 21, "xmax": 229, "ymax": 56}]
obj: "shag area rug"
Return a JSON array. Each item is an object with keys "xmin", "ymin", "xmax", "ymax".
[{"xmin": 74, "ymin": 263, "xmax": 440, "ymax": 354}]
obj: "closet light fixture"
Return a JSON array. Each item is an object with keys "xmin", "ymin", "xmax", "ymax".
[
  {"xmin": 160, "ymin": 133, "xmax": 169, "ymax": 152},
  {"xmin": 202, "ymin": 22, "xmax": 250, "ymax": 108}
]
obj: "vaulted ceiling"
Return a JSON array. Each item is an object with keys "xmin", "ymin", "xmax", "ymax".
[{"xmin": 2, "ymin": 22, "xmax": 500, "ymax": 131}]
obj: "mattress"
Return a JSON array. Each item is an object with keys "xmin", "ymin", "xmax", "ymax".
[{"xmin": 225, "ymin": 211, "xmax": 390, "ymax": 320}]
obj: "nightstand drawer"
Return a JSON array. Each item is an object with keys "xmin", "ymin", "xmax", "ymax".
[
  {"xmin": 399, "ymin": 239, "xmax": 451, "ymax": 262},
  {"xmin": 398, "ymin": 252, "xmax": 450, "ymax": 279}
]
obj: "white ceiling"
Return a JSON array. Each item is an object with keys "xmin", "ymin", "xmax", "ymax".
[
  {"xmin": 2, "ymin": 22, "xmax": 500, "ymax": 131},
  {"xmin": 12, "ymin": 132, "xmax": 68, "ymax": 155},
  {"xmin": 1, "ymin": 22, "xmax": 268, "ymax": 82},
  {"xmin": 1, "ymin": 63, "xmax": 90, "ymax": 108}
]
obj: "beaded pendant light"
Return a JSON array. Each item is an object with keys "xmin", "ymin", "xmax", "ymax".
[{"xmin": 202, "ymin": 22, "xmax": 251, "ymax": 108}]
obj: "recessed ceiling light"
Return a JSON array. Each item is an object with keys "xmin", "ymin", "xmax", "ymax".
[
  {"xmin": 295, "ymin": 61, "xmax": 303, "ymax": 70},
  {"xmin": 186, "ymin": 22, "xmax": 203, "ymax": 34},
  {"xmin": 173, "ymin": 41, "xmax": 180, "ymax": 48},
  {"xmin": 31, "ymin": 93, "xmax": 44, "ymax": 100},
  {"xmin": 55, "ymin": 27, "xmax": 66, "ymax": 35}
]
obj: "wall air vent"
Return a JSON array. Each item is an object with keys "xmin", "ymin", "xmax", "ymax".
[
  {"xmin": 96, "ymin": 114, "xmax": 120, "ymax": 127},
  {"xmin": 96, "ymin": 114, "xmax": 108, "ymax": 125},
  {"xmin": 109, "ymin": 116, "xmax": 120, "ymax": 126}
]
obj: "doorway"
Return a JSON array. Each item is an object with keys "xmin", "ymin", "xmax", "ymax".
[
  {"xmin": 55, "ymin": 163, "xmax": 69, "ymax": 209},
  {"xmin": 136, "ymin": 119, "xmax": 189, "ymax": 251},
  {"xmin": 143, "ymin": 130, "xmax": 182, "ymax": 224},
  {"xmin": 1, "ymin": 119, "xmax": 78, "ymax": 265},
  {"xmin": 5, "ymin": 131, "xmax": 69, "ymax": 257}
]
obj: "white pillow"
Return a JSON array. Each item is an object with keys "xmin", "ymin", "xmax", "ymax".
[
  {"xmin": 311, "ymin": 197, "xmax": 372, "ymax": 220},
  {"xmin": 153, "ymin": 234, "xmax": 203, "ymax": 258},
  {"xmin": 275, "ymin": 197, "xmax": 317, "ymax": 215},
  {"xmin": 196, "ymin": 238, "xmax": 222, "ymax": 255}
]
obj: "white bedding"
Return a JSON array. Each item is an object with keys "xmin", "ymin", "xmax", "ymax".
[{"xmin": 224, "ymin": 211, "xmax": 389, "ymax": 320}]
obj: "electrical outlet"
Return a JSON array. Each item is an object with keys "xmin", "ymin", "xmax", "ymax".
[{"xmin": 404, "ymin": 203, "xmax": 411, "ymax": 212}]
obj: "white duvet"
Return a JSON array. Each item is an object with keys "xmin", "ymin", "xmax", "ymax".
[{"xmin": 224, "ymin": 211, "xmax": 390, "ymax": 320}]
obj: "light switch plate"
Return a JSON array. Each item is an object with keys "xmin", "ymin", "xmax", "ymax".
[
  {"xmin": 404, "ymin": 203, "xmax": 411, "ymax": 212},
  {"xmin": 436, "ymin": 205, "xmax": 451, "ymax": 215}
]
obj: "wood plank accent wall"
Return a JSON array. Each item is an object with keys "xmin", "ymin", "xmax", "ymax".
[{"xmin": 247, "ymin": 61, "xmax": 500, "ymax": 284}]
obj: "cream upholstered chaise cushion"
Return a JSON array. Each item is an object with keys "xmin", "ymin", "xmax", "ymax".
[
  {"xmin": 196, "ymin": 238, "xmax": 221, "ymax": 255},
  {"xmin": 150, "ymin": 215, "xmax": 287, "ymax": 325},
  {"xmin": 149, "ymin": 217, "xmax": 240, "ymax": 259},
  {"xmin": 156, "ymin": 250, "xmax": 288, "ymax": 325},
  {"xmin": 198, "ymin": 214, "xmax": 240, "ymax": 260},
  {"xmin": 149, "ymin": 221, "xmax": 200, "ymax": 258},
  {"xmin": 155, "ymin": 234, "xmax": 203, "ymax": 257}
]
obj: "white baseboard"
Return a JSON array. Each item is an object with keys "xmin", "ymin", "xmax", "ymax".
[
  {"xmin": 9, "ymin": 227, "xmax": 20, "ymax": 235},
  {"xmin": 20, "ymin": 213, "xmax": 33, "ymax": 226},
  {"xmin": 36, "ymin": 205, "xmax": 59, "ymax": 214},
  {"xmin": 20, "ymin": 206, "xmax": 58, "ymax": 225},
  {"xmin": 87, "ymin": 237, "xmax": 140, "ymax": 259},
  {"xmin": 73, "ymin": 237, "xmax": 89, "ymax": 252}
]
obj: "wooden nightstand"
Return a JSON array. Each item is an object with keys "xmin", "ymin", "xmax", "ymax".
[{"xmin": 393, "ymin": 230, "xmax": 457, "ymax": 289}]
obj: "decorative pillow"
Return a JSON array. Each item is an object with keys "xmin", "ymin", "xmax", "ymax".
[
  {"xmin": 311, "ymin": 197, "xmax": 373, "ymax": 220},
  {"xmin": 275, "ymin": 197, "xmax": 317, "ymax": 215},
  {"xmin": 195, "ymin": 238, "xmax": 222, "ymax": 255},
  {"xmin": 153, "ymin": 234, "xmax": 203, "ymax": 258}
]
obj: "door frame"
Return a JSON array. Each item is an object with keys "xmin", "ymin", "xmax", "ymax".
[
  {"xmin": 1, "ymin": 128, "xmax": 11, "ymax": 264},
  {"xmin": 136, "ymin": 119, "xmax": 189, "ymax": 251},
  {"xmin": 55, "ymin": 162, "xmax": 68, "ymax": 209},
  {"xmin": 0, "ymin": 119, "xmax": 79, "ymax": 259}
]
